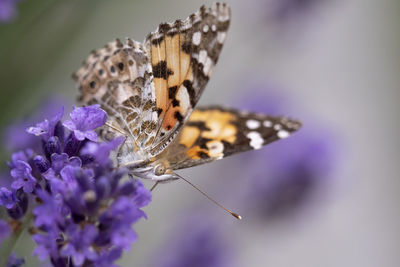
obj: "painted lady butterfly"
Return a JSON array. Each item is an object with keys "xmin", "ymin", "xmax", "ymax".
[{"xmin": 73, "ymin": 3, "xmax": 301, "ymax": 217}]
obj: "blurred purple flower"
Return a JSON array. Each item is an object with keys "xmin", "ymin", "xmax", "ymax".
[
  {"xmin": 32, "ymin": 231, "xmax": 61, "ymax": 262},
  {"xmin": 0, "ymin": 0, "xmax": 22, "ymax": 23},
  {"xmin": 33, "ymin": 190, "xmax": 65, "ymax": 230},
  {"xmin": 246, "ymin": 129, "xmax": 335, "ymax": 219},
  {"xmin": 0, "ymin": 187, "xmax": 17, "ymax": 209},
  {"xmin": 270, "ymin": 0, "xmax": 328, "ymax": 24},
  {"xmin": 93, "ymin": 248, "xmax": 122, "ymax": 267},
  {"xmin": 155, "ymin": 214, "xmax": 233, "ymax": 267},
  {"xmin": 6, "ymin": 252, "xmax": 25, "ymax": 267},
  {"xmin": 0, "ymin": 219, "xmax": 11, "ymax": 243},
  {"xmin": 63, "ymin": 105, "xmax": 107, "ymax": 141},
  {"xmin": 234, "ymin": 83, "xmax": 337, "ymax": 220}
]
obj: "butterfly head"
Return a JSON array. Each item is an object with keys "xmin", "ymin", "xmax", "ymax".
[{"xmin": 129, "ymin": 159, "xmax": 179, "ymax": 182}]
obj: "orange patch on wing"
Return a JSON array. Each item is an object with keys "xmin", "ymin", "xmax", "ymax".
[
  {"xmin": 165, "ymin": 34, "xmax": 181, "ymax": 87},
  {"xmin": 152, "ymin": 34, "xmax": 193, "ymax": 132},
  {"xmin": 154, "ymin": 78, "xmax": 168, "ymax": 112},
  {"xmin": 164, "ymin": 33, "xmax": 192, "ymax": 87},
  {"xmin": 179, "ymin": 126, "xmax": 201, "ymax": 148},
  {"xmin": 151, "ymin": 40, "xmax": 166, "ymax": 66},
  {"xmin": 186, "ymin": 146, "xmax": 209, "ymax": 160},
  {"xmin": 162, "ymin": 107, "xmax": 179, "ymax": 130},
  {"xmin": 181, "ymin": 109, "xmax": 238, "ymax": 159},
  {"xmin": 188, "ymin": 110, "xmax": 237, "ymax": 144}
]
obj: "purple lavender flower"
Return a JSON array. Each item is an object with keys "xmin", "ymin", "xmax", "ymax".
[
  {"xmin": 63, "ymin": 105, "xmax": 107, "ymax": 141},
  {"xmin": 1, "ymin": 102, "xmax": 151, "ymax": 266},
  {"xmin": 81, "ymin": 136, "xmax": 125, "ymax": 166},
  {"xmin": 10, "ymin": 160, "xmax": 36, "ymax": 193},
  {"xmin": 0, "ymin": 187, "xmax": 17, "ymax": 209},
  {"xmin": 32, "ymin": 231, "xmax": 61, "ymax": 262},
  {"xmin": 26, "ymin": 108, "xmax": 63, "ymax": 142},
  {"xmin": 33, "ymin": 190, "xmax": 65, "ymax": 230},
  {"xmin": 105, "ymin": 197, "xmax": 142, "ymax": 249},
  {"xmin": 93, "ymin": 248, "xmax": 122, "ymax": 267},
  {"xmin": 0, "ymin": 219, "xmax": 11, "ymax": 243},
  {"xmin": 60, "ymin": 224, "xmax": 98, "ymax": 266},
  {"xmin": 43, "ymin": 153, "xmax": 82, "ymax": 181}
]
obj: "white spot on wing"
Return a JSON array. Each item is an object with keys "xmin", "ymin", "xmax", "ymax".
[
  {"xmin": 199, "ymin": 50, "xmax": 207, "ymax": 65},
  {"xmin": 203, "ymin": 56, "xmax": 213, "ymax": 75},
  {"xmin": 217, "ymin": 32, "xmax": 226, "ymax": 43},
  {"xmin": 192, "ymin": 31, "xmax": 201, "ymax": 46},
  {"xmin": 207, "ymin": 140, "xmax": 224, "ymax": 158},
  {"xmin": 211, "ymin": 24, "xmax": 217, "ymax": 32},
  {"xmin": 203, "ymin": 25, "xmax": 209, "ymax": 33},
  {"xmin": 247, "ymin": 131, "xmax": 264, "ymax": 150},
  {"xmin": 278, "ymin": 130, "xmax": 290, "ymax": 139},
  {"xmin": 263, "ymin": 120, "xmax": 272, "ymax": 127},
  {"xmin": 176, "ymin": 86, "xmax": 190, "ymax": 112},
  {"xmin": 274, "ymin": 124, "xmax": 282, "ymax": 131},
  {"xmin": 246, "ymin": 119, "xmax": 260, "ymax": 129}
]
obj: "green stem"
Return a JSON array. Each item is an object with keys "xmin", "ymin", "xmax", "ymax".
[{"xmin": 0, "ymin": 213, "xmax": 33, "ymax": 266}]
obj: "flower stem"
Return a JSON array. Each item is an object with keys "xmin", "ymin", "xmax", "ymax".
[{"xmin": 0, "ymin": 213, "xmax": 33, "ymax": 266}]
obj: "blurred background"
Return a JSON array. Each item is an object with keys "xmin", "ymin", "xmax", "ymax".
[{"xmin": 0, "ymin": 0, "xmax": 399, "ymax": 266}]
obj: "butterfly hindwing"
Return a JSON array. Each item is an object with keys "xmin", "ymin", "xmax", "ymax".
[
  {"xmin": 162, "ymin": 106, "xmax": 302, "ymax": 170},
  {"xmin": 144, "ymin": 3, "xmax": 231, "ymax": 155},
  {"xmin": 73, "ymin": 38, "xmax": 159, "ymax": 156}
]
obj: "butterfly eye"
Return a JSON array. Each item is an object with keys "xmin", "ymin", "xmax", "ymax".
[{"xmin": 154, "ymin": 164, "xmax": 166, "ymax": 176}]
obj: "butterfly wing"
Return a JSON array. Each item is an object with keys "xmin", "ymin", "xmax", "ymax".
[
  {"xmin": 73, "ymin": 38, "xmax": 160, "ymax": 159},
  {"xmin": 144, "ymin": 3, "xmax": 231, "ymax": 156},
  {"xmin": 160, "ymin": 106, "xmax": 302, "ymax": 170}
]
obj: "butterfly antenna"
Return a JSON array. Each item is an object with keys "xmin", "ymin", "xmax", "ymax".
[
  {"xmin": 150, "ymin": 181, "xmax": 160, "ymax": 192},
  {"xmin": 174, "ymin": 173, "xmax": 242, "ymax": 220}
]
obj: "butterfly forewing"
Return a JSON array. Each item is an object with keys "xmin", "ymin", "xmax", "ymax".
[{"xmin": 144, "ymin": 3, "xmax": 231, "ymax": 155}]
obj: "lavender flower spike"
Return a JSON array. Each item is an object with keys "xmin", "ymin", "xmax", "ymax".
[
  {"xmin": 63, "ymin": 105, "xmax": 107, "ymax": 141},
  {"xmin": 2, "ymin": 100, "xmax": 150, "ymax": 266}
]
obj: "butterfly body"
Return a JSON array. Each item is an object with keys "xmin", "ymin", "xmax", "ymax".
[{"xmin": 73, "ymin": 3, "xmax": 301, "ymax": 183}]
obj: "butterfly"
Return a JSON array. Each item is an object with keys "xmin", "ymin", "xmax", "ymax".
[{"xmin": 72, "ymin": 3, "xmax": 301, "ymax": 209}]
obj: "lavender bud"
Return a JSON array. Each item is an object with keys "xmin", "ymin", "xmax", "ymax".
[
  {"xmin": 64, "ymin": 133, "xmax": 82, "ymax": 156},
  {"xmin": 53, "ymin": 121, "xmax": 65, "ymax": 146},
  {"xmin": 45, "ymin": 136, "xmax": 61, "ymax": 157},
  {"xmin": 95, "ymin": 176, "xmax": 111, "ymax": 200},
  {"xmin": 33, "ymin": 155, "xmax": 50, "ymax": 173},
  {"xmin": 8, "ymin": 189, "xmax": 29, "ymax": 219}
]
